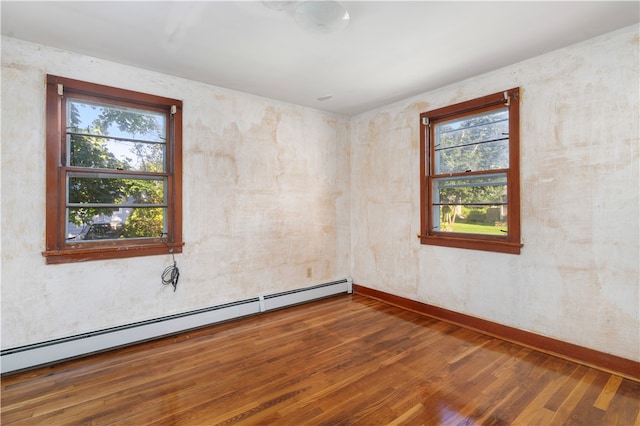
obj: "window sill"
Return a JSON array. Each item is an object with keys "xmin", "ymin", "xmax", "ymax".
[
  {"xmin": 42, "ymin": 241, "xmax": 184, "ymax": 264},
  {"xmin": 420, "ymin": 235, "xmax": 522, "ymax": 254}
]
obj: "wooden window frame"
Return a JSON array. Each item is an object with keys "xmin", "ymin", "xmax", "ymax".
[
  {"xmin": 419, "ymin": 88, "xmax": 522, "ymax": 254},
  {"xmin": 43, "ymin": 75, "xmax": 183, "ymax": 264}
]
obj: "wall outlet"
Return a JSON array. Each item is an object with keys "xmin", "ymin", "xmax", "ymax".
[{"xmin": 306, "ymin": 267, "xmax": 312, "ymax": 278}]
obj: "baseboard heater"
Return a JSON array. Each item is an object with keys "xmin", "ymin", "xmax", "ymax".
[{"xmin": 1, "ymin": 278, "xmax": 352, "ymax": 374}]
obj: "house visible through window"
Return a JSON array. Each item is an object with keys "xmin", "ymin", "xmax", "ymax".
[
  {"xmin": 43, "ymin": 75, "xmax": 183, "ymax": 264},
  {"xmin": 419, "ymin": 88, "xmax": 522, "ymax": 254}
]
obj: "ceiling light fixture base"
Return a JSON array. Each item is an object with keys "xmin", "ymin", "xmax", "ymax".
[{"xmin": 294, "ymin": 1, "xmax": 350, "ymax": 34}]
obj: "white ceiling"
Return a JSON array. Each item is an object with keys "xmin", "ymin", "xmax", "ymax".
[{"xmin": 2, "ymin": 1, "xmax": 639, "ymax": 116}]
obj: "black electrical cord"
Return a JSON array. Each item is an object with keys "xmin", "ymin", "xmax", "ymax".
[{"xmin": 161, "ymin": 237, "xmax": 180, "ymax": 292}]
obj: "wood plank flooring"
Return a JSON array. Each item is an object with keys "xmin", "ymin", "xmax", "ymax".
[{"xmin": 2, "ymin": 294, "xmax": 639, "ymax": 425}]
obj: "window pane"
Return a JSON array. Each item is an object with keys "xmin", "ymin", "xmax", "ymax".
[
  {"xmin": 435, "ymin": 205, "xmax": 508, "ymax": 235},
  {"xmin": 69, "ymin": 134, "xmax": 166, "ymax": 172},
  {"xmin": 66, "ymin": 207, "xmax": 166, "ymax": 241},
  {"xmin": 433, "ymin": 174, "xmax": 507, "ymax": 205},
  {"xmin": 432, "ymin": 174, "xmax": 508, "ymax": 235},
  {"xmin": 435, "ymin": 139, "xmax": 508, "ymax": 174},
  {"xmin": 67, "ymin": 100, "xmax": 166, "ymax": 143},
  {"xmin": 434, "ymin": 109, "xmax": 509, "ymax": 174},
  {"xmin": 68, "ymin": 176, "xmax": 166, "ymax": 206}
]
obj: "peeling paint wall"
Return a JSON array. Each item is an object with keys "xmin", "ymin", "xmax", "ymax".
[
  {"xmin": 350, "ymin": 25, "xmax": 639, "ymax": 361},
  {"xmin": 1, "ymin": 37, "xmax": 350, "ymax": 348}
]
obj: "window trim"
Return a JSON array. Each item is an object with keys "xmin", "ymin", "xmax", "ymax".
[
  {"xmin": 419, "ymin": 88, "xmax": 522, "ymax": 254},
  {"xmin": 43, "ymin": 75, "xmax": 183, "ymax": 264}
]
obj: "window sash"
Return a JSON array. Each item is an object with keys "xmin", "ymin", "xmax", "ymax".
[
  {"xmin": 419, "ymin": 88, "xmax": 521, "ymax": 254},
  {"xmin": 43, "ymin": 74, "xmax": 183, "ymax": 264}
]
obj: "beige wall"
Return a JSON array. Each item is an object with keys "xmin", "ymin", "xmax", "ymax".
[
  {"xmin": 2, "ymin": 25, "xmax": 638, "ymax": 362},
  {"xmin": 1, "ymin": 37, "xmax": 351, "ymax": 348},
  {"xmin": 350, "ymin": 25, "xmax": 639, "ymax": 361}
]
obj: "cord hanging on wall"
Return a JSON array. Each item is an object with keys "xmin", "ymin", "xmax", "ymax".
[{"xmin": 161, "ymin": 236, "xmax": 180, "ymax": 292}]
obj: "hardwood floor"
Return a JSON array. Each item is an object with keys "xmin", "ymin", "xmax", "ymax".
[{"xmin": 2, "ymin": 294, "xmax": 639, "ymax": 425}]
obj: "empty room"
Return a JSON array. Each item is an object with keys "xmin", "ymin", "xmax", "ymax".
[{"xmin": 1, "ymin": 1, "xmax": 639, "ymax": 424}]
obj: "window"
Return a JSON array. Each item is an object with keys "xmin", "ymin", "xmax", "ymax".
[
  {"xmin": 43, "ymin": 75, "xmax": 183, "ymax": 264},
  {"xmin": 419, "ymin": 88, "xmax": 522, "ymax": 254}
]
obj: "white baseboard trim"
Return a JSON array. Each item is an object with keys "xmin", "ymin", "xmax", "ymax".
[{"xmin": 1, "ymin": 278, "xmax": 352, "ymax": 374}]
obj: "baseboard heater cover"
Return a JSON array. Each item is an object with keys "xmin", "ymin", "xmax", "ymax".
[
  {"xmin": 1, "ymin": 278, "xmax": 352, "ymax": 374},
  {"xmin": 262, "ymin": 279, "xmax": 352, "ymax": 311}
]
